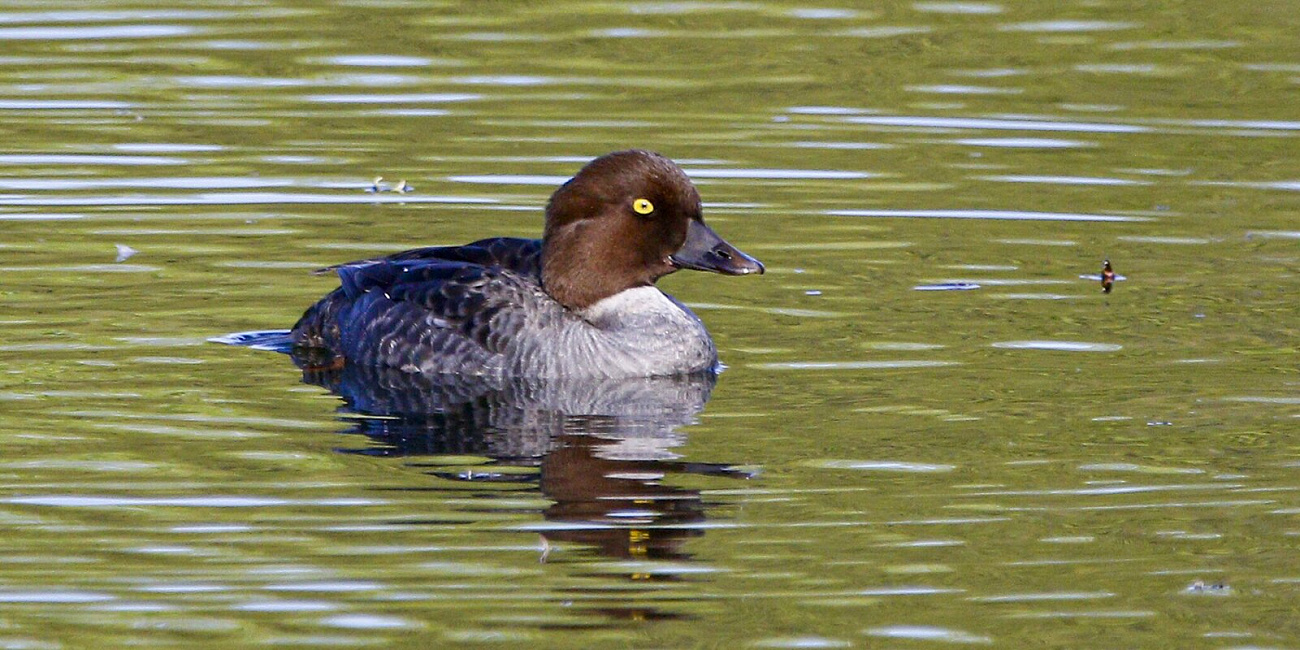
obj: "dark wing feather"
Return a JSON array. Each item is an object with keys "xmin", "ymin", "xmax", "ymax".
[
  {"xmin": 291, "ymin": 238, "xmax": 552, "ymax": 372},
  {"xmin": 315, "ymin": 237, "xmax": 542, "ymax": 277}
]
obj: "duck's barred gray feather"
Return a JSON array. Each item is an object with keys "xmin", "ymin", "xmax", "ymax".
[
  {"xmin": 290, "ymin": 237, "xmax": 717, "ymax": 378},
  {"xmin": 294, "ymin": 238, "xmax": 548, "ymax": 373}
]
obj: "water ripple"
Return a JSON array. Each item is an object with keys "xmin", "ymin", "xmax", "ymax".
[
  {"xmin": 953, "ymin": 138, "xmax": 1092, "ymax": 148},
  {"xmin": 1111, "ymin": 40, "xmax": 1241, "ymax": 50},
  {"xmin": 1006, "ymin": 610, "xmax": 1155, "ymax": 619},
  {"xmin": 0, "ymin": 193, "xmax": 498, "ymax": 207},
  {"xmin": 321, "ymin": 54, "xmax": 437, "ymax": 67},
  {"xmin": 1245, "ymin": 230, "xmax": 1300, "ymax": 239},
  {"xmin": 914, "ymin": 282, "xmax": 980, "ymax": 291},
  {"xmin": 814, "ymin": 460, "xmax": 956, "ymax": 472},
  {"xmin": 236, "ymin": 600, "xmax": 338, "ymax": 613},
  {"xmin": 1117, "ymin": 235, "xmax": 1209, "ymax": 244},
  {"xmin": 0, "ymin": 213, "xmax": 84, "ymax": 221},
  {"xmin": 971, "ymin": 591, "xmax": 1113, "ymax": 602},
  {"xmin": 998, "ymin": 20, "xmax": 1136, "ymax": 32},
  {"xmin": 0, "ymin": 10, "xmax": 227, "ymax": 23},
  {"xmin": 1225, "ymin": 396, "xmax": 1300, "ymax": 405},
  {"xmin": 5, "ymin": 495, "xmax": 382, "ymax": 508},
  {"xmin": 788, "ymin": 8, "xmax": 859, "ymax": 19},
  {"xmin": 1157, "ymin": 118, "xmax": 1300, "ymax": 131},
  {"xmin": 0, "ymin": 25, "xmax": 197, "ymax": 40},
  {"xmin": 303, "ymin": 92, "xmax": 481, "ymax": 104},
  {"xmin": 907, "ymin": 85, "xmax": 1020, "ymax": 95},
  {"xmin": 787, "ymin": 106, "xmax": 877, "ymax": 115},
  {"xmin": 318, "ymin": 614, "xmax": 418, "ymax": 629},
  {"xmin": 864, "ymin": 625, "xmax": 992, "ymax": 644},
  {"xmin": 838, "ymin": 26, "xmax": 933, "ymax": 38},
  {"xmin": 754, "ymin": 360, "xmax": 959, "ymax": 370},
  {"xmin": 946, "ymin": 279, "xmax": 1070, "ymax": 286},
  {"xmin": 828, "ymin": 209, "xmax": 1146, "ymax": 222},
  {"xmin": 0, "ymin": 177, "xmax": 293, "ymax": 190},
  {"xmin": 0, "ymin": 154, "xmax": 185, "ymax": 166},
  {"xmin": 754, "ymin": 636, "xmax": 851, "ymax": 648},
  {"xmin": 846, "ymin": 115, "xmax": 1148, "ymax": 133},
  {"xmin": 264, "ymin": 581, "xmax": 383, "ymax": 593},
  {"xmin": 173, "ymin": 75, "xmax": 309, "ymax": 88},
  {"xmin": 0, "ymin": 590, "xmax": 115, "ymax": 603},
  {"xmin": 0, "ymin": 99, "xmax": 132, "ymax": 110},
  {"xmin": 993, "ymin": 341, "xmax": 1122, "ymax": 352},
  {"xmin": 978, "ymin": 175, "xmax": 1150, "ymax": 186},
  {"xmin": 913, "ymin": 3, "xmax": 1003, "ymax": 14}
]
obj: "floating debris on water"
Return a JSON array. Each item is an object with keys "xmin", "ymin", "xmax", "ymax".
[
  {"xmin": 114, "ymin": 244, "xmax": 138, "ymax": 263},
  {"xmin": 1080, "ymin": 259, "xmax": 1124, "ymax": 292},
  {"xmin": 1184, "ymin": 580, "xmax": 1230, "ymax": 595},
  {"xmin": 366, "ymin": 176, "xmax": 415, "ymax": 194}
]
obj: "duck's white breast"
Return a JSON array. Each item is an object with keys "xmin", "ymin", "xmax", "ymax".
[{"xmin": 510, "ymin": 286, "xmax": 717, "ymax": 378}]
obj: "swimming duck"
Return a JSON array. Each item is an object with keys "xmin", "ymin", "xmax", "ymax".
[{"xmin": 290, "ymin": 150, "xmax": 764, "ymax": 378}]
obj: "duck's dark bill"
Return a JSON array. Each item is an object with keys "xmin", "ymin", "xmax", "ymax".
[{"xmin": 669, "ymin": 219, "xmax": 765, "ymax": 275}]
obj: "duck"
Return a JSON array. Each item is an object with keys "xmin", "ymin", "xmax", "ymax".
[{"xmin": 290, "ymin": 150, "xmax": 764, "ymax": 378}]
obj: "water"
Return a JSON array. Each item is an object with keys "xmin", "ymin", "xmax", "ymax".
[{"xmin": 1, "ymin": 1, "xmax": 1297, "ymax": 647}]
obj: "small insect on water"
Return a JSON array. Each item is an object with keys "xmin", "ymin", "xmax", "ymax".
[{"xmin": 1101, "ymin": 259, "xmax": 1116, "ymax": 294}]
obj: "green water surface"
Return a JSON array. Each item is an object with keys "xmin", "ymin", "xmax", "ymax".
[{"xmin": 0, "ymin": 1, "xmax": 1297, "ymax": 647}]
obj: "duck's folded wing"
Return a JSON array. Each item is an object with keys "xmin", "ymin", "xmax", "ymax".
[
  {"xmin": 291, "ymin": 257, "xmax": 551, "ymax": 371},
  {"xmin": 313, "ymin": 237, "xmax": 543, "ymax": 278}
]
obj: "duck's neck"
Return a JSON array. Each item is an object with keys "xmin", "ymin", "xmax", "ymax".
[{"xmin": 541, "ymin": 224, "xmax": 653, "ymax": 311}]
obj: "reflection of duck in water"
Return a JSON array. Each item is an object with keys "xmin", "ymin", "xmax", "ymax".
[{"xmin": 297, "ymin": 355, "xmax": 750, "ymax": 564}]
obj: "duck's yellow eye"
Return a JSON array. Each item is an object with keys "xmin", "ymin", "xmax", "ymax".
[{"xmin": 632, "ymin": 198, "xmax": 654, "ymax": 215}]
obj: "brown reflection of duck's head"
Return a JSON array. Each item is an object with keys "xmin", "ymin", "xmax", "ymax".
[{"xmin": 539, "ymin": 434, "xmax": 707, "ymax": 564}]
